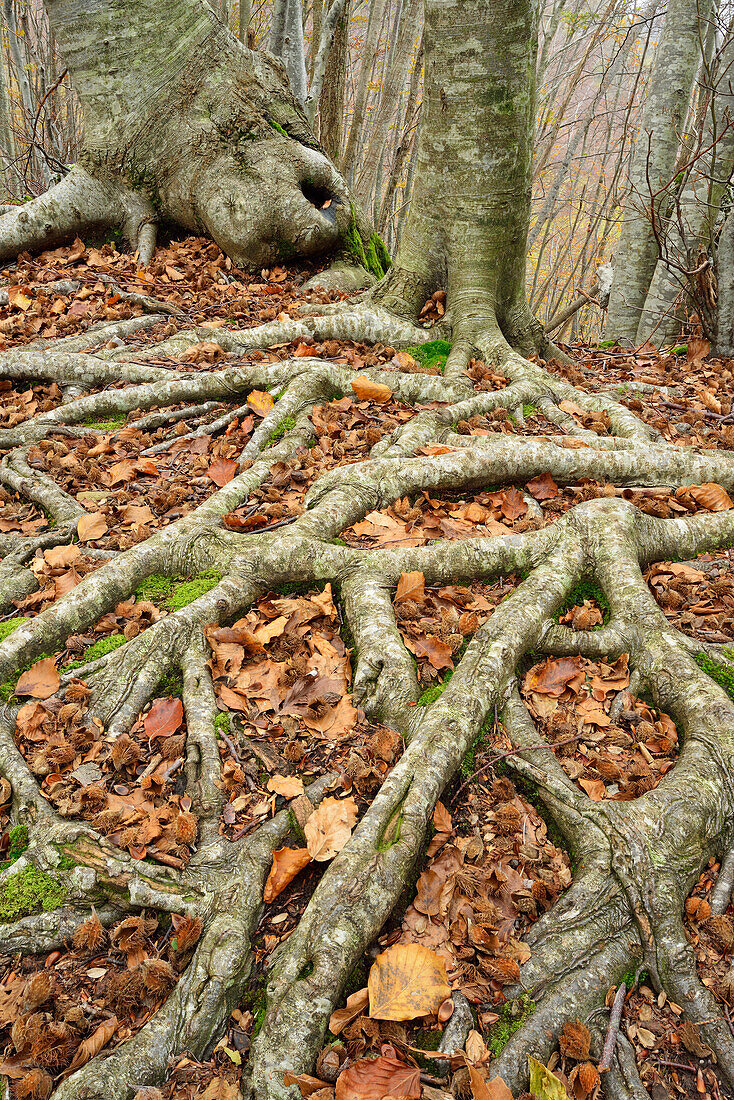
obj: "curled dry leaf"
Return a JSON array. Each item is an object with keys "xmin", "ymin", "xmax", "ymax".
[
  {"xmin": 283, "ymin": 1073, "xmax": 331, "ymax": 1098},
  {"xmin": 678, "ymin": 483, "xmax": 734, "ymax": 511},
  {"xmin": 529, "ymin": 1056, "xmax": 572, "ymax": 1100},
  {"xmin": 328, "ymin": 987, "xmax": 369, "ymax": 1035},
  {"xmin": 351, "ymin": 377, "xmax": 393, "ymax": 403},
  {"xmin": 468, "ymin": 1069, "xmax": 514, "ymax": 1100},
  {"xmin": 77, "ymin": 513, "xmax": 109, "ymax": 541},
  {"xmin": 526, "ymin": 656, "xmax": 582, "ymax": 696},
  {"xmin": 334, "ymin": 1055, "xmax": 421, "ymax": 1100},
  {"xmin": 264, "ymin": 846, "xmax": 312, "ymax": 903},
  {"xmin": 368, "ymin": 942, "xmax": 451, "ymax": 1021},
  {"xmin": 15, "ymin": 656, "xmax": 59, "ymax": 699},
  {"xmin": 304, "ymin": 796, "xmax": 358, "ymax": 861},
  {"xmin": 59, "ymin": 1015, "xmax": 118, "ymax": 1080}
]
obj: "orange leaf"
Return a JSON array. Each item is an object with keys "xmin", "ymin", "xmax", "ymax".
[
  {"xmin": 526, "ymin": 473, "xmax": 559, "ymax": 500},
  {"xmin": 267, "ymin": 774, "xmax": 304, "ymax": 798},
  {"xmin": 679, "ymin": 483, "xmax": 733, "ymax": 511},
  {"xmin": 247, "ymin": 389, "xmax": 275, "ymax": 416},
  {"xmin": 8, "ymin": 286, "xmax": 32, "ymax": 311},
  {"xmin": 77, "ymin": 514, "xmax": 108, "ymax": 542},
  {"xmin": 469, "ymin": 1069, "xmax": 514, "ymax": 1100},
  {"xmin": 263, "ymin": 847, "xmax": 312, "ymax": 903},
  {"xmin": 579, "ymin": 778, "xmax": 606, "ymax": 801},
  {"xmin": 144, "ymin": 697, "xmax": 184, "ymax": 738},
  {"xmin": 351, "ymin": 377, "xmax": 393, "ymax": 403},
  {"xmin": 527, "ymin": 657, "xmax": 583, "ymax": 696},
  {"xmin": 368, "ymin": 942, "xmax": 451, "ymax": 1021},
  {"xmin": 335, "ymin": 1055, "xmax": 421, "ymax": 1100},
  {"xmin": 293, "ymin": 342, "xmax": 317, "ymax": 357},
  {"xmin": 15, "ymin": 657, "xmax": 59, "ymax": 699},
  {"xmin": 206, "ymin": 458, "xmax": 239, "ymax": 487},
  {"xmin": 43, "ymin": 544, "xmax": 81, "ymax": 568}
]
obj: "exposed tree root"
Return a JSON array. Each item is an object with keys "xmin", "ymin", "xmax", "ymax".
[{"xmin": 1, "ymin": 294, "xmax": 734, "ymax": 1100}]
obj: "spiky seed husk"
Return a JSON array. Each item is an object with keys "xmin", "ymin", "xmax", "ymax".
[
  {"xmin": 170, "ymin": 914, "xmax": 203, "ymax": 954},
  {"xmin": 16, "ymin": 1068, "xmax": 53, "ymax": 1100},
  {"xmin": 22, "ymin": 972, "xmax": 53, "ymax": 1012},
  {"xmin": 72, "ymin": 910, "xmax": 106, "ymax": 951},
  {"xmin": 111, "ymin": 733, "xmax": 141, "ymax": 770},
  {"xmin": 578, "ymin": 1062, "xmax": 600, "ymax": 1093},
  {"xmin": 175, "ymin": 810, "xmax": 198, "ymax": 845},
  {"xmin": 140, "ymin": 958, "xmax": 176, "ymax": 994},
  {"xmin": 560, "ymin": 1018, "xmax": 591, "ymax": 1060}
]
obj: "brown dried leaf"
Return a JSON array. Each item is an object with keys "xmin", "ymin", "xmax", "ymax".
[
  {"xmin": 304, "ymin": 796, "xmax": 358, "ymax": 862},
  {"xmin": 335, "ymin": 1055, "xmax": 420, "ymax": 1100},
  {"xmin": 77, "ymin": 513, "xmax": 109, "ymax": 541},
  {"xmin": 59, "ymin": 1015, "xmax": 117, "ymax": 1080},
  {"xmin": 15, "ymin": 657, "xmax": 59, "ymax": 699},
  {"xmin": 351, "ymin": 377, "xmax": 393, "ymax": 403}
]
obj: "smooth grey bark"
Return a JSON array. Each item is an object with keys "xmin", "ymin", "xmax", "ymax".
[
  {"xmin": 0, "ymin": 0, "xmax": 371, "ymax": 268},
  {"xmin": 270, "ymin": 0, "xmax": 308, "ymax": 103},
  {"xmin": 305, "ymin": 0, "xmax": 349, "ymax": 122},
  {"xmin": 636, "ymin": 27, "xmax": 734, "ymax": 345},
  {"xmin": 605, "ymin": 0, "xmax": 713, "ymax": 342},
  {"xmin": 0, "ymin": 32, "xmax": 18, "ymax": 197}
]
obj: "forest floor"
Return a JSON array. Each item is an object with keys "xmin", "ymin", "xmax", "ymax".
[{"xmin": 1, "ymin": 236, "xmax": 734, "ymax": 1100}]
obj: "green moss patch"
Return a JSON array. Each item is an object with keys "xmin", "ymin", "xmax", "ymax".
[
  {"xmin": 404, "ymin": 340, "xmax": 452, "ymax": 374},
  {"xmin": 135, "ymin": 571, "xmax": 223, "ymax": 610},
  {"xmin": 0, "ymin": 618, "xmax": 22, "ymax": 645},
  {"xmin": 0, "ymin": 865, "xmax": 67, "ymax": 921},
  {"xmin": 558, "ymin": 579, "xmax": 609, "ymax": 625},
  {"xmin": 268, "ymin": 416, "xmax": 296, "ymax": 444},
  {"xmin": 486, "ymin": 994, "xmax": 535, "ymax": 1058},
  {"xmin": 343, "ymin": 203, "xmax": 392, "ymax": 278},
  {"xmin": 695, "ymin": 652, "xmax": 734, "ymax": 699}
]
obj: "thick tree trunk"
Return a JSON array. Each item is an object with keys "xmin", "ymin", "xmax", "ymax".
[
  {"xmin": 317, "ymin": 0, "xmax": 350, "ymax": 163},
  {"xmin": 0, "ymin": 0, "xmax": 369, "ymax": 268},
  {"xmin": 370, "ymin": 0, "xmax": 549, "ymax": 372},
  {"xmin": 605, "ymin": 0, "xmax": 711, "ymax": 343}
]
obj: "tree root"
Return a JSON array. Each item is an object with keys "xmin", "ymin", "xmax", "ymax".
[{"xmin": 1, "ymin": 296, "xmax": 734, "ymax": 1100}]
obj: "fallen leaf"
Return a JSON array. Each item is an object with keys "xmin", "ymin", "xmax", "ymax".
[
  {"xmin": 335, "ymin": 1055, "xmax": 421, "ymax": 1100},
  {"xmin": 368, "ymin": 942, "xmax": 451, "ymax": 1021},
  {"xmin": 60, "ymin": 1015, "xmax": 118, "ymax": 1080},
  {"xmin": 528, "ymin": 1056, "xmax": 571, "ymax": 1100},
  {"xmin": 144, "ymin": 697, "xmax": 184, "ymax": 738},
  {"xmin": 329, "ymin": 987, "xmax": 369, "ymax": 1035},
  {"xmin": 201, "ymin": 1079, "xmax": 243, "ymax": 1100},
  {"xmin": 207, "ymin": 457, "xmax": 239, "ymax": 487},
  {"xmin": 526, "ymin": 473, "xmax": 559, "ymax": 500},
  {"xmin": 284, "ymin": 1073, "xmax": 331, "ymax": 1098},
  {"xmin": 305, "ymin": 796, "xmax": 358, "ymax": 861},
  {"xmin": 8, "ymin": 286, "xmax": 32, "ymax": 311},
  {"xmin": 468, "ymin": 1069, "xmax": 514, "ymax": 1100},
  {"xmin": 578, "ymin": 778, "xmax": 606, "ymax": 801},
  {"xmin": 77, "ymin": 513, "xmax": 109, "ymax": 541},
  {"xmin": 678, "ymin": 483, "xmax": 734, "ymax": 511},
  {"xmin": 247, "ymin": 389, "xmax": 275, "ymax": 416},
  {"xmin": 15, "ymin": 657, "xmax": 59, "ymax": 699},
  {"xmin": 43, "ymin": 544, "xmax": 81, "ymax": 568},
  {"xmin": 267, "ymin": 774, "xmax": 304, "ymax": 798},
  {"xmin": 396, "ymin": 571, "xmax": 425, "ymax": 603},
  {"xmin": 351, "ymin": 377, "xmax": 393, "ymax": 403},
  {"xmin": 264, "ymin": 847, "xmax": 312, "ymax": 903},
  {"xmin": 527, "ymin": 657, "xmax": 582, "ymax": 696}
]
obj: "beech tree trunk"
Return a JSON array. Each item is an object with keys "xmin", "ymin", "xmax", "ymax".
[
  {"xmin": 605, "ymin": 0, "xmax": 711, "ymax": 343},
  {"xmin": 0, "ymin": 0, "xmax": 370, "ymax": 268}
]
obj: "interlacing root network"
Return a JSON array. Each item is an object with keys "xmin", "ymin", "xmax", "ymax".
[{"xmin": 2, "ymin": 292, "xmax": 734, "ymax": 1100}]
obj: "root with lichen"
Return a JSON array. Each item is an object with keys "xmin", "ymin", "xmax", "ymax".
[{"xmin": 1, "ymin": 275, "xmax": 734, "ymax": 1100}]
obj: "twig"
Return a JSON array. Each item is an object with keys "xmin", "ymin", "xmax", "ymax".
[
  {"xmin": 599, "ymin": 981, "xmax": 626, "ymax": 1071},
  {"xmin": 450, "ymin": 729, "xmax": 583, "ymax": 804}
]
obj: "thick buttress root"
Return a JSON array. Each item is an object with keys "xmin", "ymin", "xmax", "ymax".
[{"xmin": 2, "ymin": 288, "xmax": 734, "ymax": 1100}]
